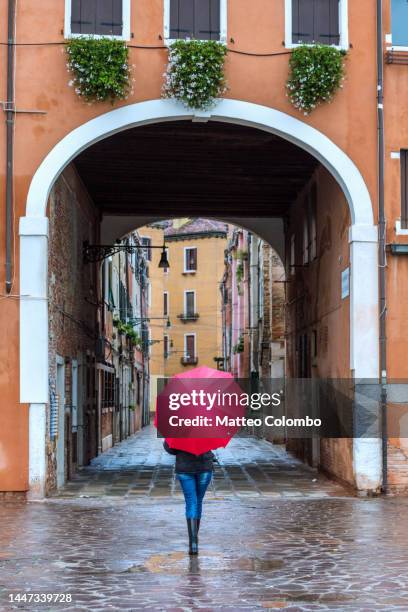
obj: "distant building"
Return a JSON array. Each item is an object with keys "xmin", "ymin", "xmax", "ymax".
[
  {"xmin": 139, "ymin": 219, "xmax": 228, "ymax": 412},
  {"xmin": 221, "ymin": 228, "xmax": 285, "ymax": 380}
]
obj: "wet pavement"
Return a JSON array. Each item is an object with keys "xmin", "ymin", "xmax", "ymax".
[
  {"xmin": 54, "ymin": 426, "xmax": 349, "ymax": 500},
  {"xmin": 2, "ymin": 429, "xmax": 408, "ymax": 611},
  {"xmin": 2, "ymin": 496, "xmax": 408, "ymax": 610}
]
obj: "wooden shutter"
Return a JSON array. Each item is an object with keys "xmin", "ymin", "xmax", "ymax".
[
  {"xmin": 292, "ymin": 0, "xmax": 314, "ymax": 44},
  {"xmin": 170, "ymin": 0, "xmax": 194, "ymax": 39},
  {"xmin": 195, "ymin": 0, "xmax": 220, "ymax": 40},
  {"xmin": 187, "ymin": 247, "xmax": 197, "ymax": 270},
  {"xmin": 71, "ymin": 0, "xmax": 84, "ymax": 34},
  {"xmin": 96, "ymin": 0, "xmax": 122, "ymax": 35},
  {"xmin": 71, "ymin": 0, "xmax": 122, "ymax": 36},
  {"xmin": 293, "ymin": 0, "xmax": 339, "ymax": 45},
  {"xmin": 163, "ymin": 292, "xmax": 168, "ymax": 316},
  {"xmin": 170, "ymin": 0, "xmax": 220, "ymax": 39},
  {"xmin": 186, "ymin": 335, "xmax": 195, "ymax": 358},
  {"xmin": 401, "ymin": 150, "xmax": 408, "ymax": 229},
  {"xmin": 186, "ymin": 292, "xmax": 195, "ymax": 315}
]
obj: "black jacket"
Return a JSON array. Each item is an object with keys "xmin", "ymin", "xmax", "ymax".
[{"xmin": 163, "ymin": 441, "xmax": 215, "ymax": 474}]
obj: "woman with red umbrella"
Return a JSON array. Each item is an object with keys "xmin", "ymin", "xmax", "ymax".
[
  {"xmin": 157, "ymin": 365, "xmax": 244, "ymax": 555},
  {"xmin": 163, "ymin": 440, "xmax": 215, "ymax": 555}
]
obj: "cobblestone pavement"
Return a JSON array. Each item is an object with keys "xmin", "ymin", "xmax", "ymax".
[
  {"xmin": 54, "ymin": 426, "xmax": 349, "ymax": 499},
  {"xmin": 1, "ymin": 495, "xmax": 408, "ymax": 611}
]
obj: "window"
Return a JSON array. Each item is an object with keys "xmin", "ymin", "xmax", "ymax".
[
  {"xmin": 184, "ymin": 247, "xmax": 197, "ymax": 272},
  {"xmin": 185, "ymin": 290, "xmax": 196, "ymax": 316},
  {"xmin": 401, "ymin": 150, "xmax": 408, "ymax": 229},
  {"xmin": 391, "ymin": 0, "xmax": 408, "ymax": 47},
  {"xmin": 163, "ymin": 291, "xmax": 169, "ymax": 316},
  {"xmin": 185, "ymin": 334, "xmax": 196, "ymax": 359},
  {"xmin": 290, "ymin": 234, "xmax": 295, "ymax": 276},
  {"xmin": 66, "ymin": 0, "xmax": 131, "ymax": 39},
  {"xmin": 302, "ymin": 210, "xmax": 309, "ymax": 265},
  {"xmin": 286, "ymin": 0, "xmax": 347, "ymax": 48},
  {"xmin": 164, "ymin": 335, "xmax": 169, "ymax": 358},
  {"xmin": 309, "ymin": 185, "xmax": 317, "ymax": 261},
  {"xmin": 164, "ymin": 0, "xmax": 227, "ymax": 42},
  {"xmin": 141, "ymin": 237, "xmax": 152, "ymax": 261},
  {"xmin": 302, "ymin": 187, "xmax": 318, "ymax": 265}
]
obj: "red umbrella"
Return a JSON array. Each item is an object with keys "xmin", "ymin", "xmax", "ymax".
[{"xmin": 154, "ymin": 366, "xmax": 245, "ymax": 455}]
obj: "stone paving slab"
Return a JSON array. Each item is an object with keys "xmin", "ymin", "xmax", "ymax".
[
  {"xmin": 1, "ymin": 497, "xmax": 408, "ymax": 610},
  {"xmin": 53, "ymin": 426, "xmax": 349, "ymax": 500}
]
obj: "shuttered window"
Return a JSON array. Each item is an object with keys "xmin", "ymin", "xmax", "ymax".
[
  {"xmin": 71, "ymin": 0, "xmax": 123, "ymax": 36},
  {"xmin": 185, "ymin": 247, "xmax": 197, "ymax": 271},
  {"xmin": 185, "ymin": 291, "xmax": 195, "ymax": 316},
  {"xmin": 185, "ymin": 334, "xmax": 196, "ymax": 359},
  {"xmin": 401, "ymin": 150, "xmax": 408, "ymax": 229},
  {"xmin": 170, "ymin": 0, "xmax": 221, "ymax": 40},
  {"xmin": 292, "ymin": 0, "xmax": 340, "ymax": 45},
  {"xmin": 392, "ymin": 0, "xmax": 408, "ymax": 47}
]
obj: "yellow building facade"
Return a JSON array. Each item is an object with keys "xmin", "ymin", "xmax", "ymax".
[{"xmin": 139, "ymin": 219, "xmax": 227, "ymax": 411}]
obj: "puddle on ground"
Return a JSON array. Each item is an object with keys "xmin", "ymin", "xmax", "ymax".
[{"xmin": 137, "ymin": 551, "xmax": 284, "ymax": 574}]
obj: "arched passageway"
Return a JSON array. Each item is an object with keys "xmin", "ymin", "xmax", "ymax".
[{"xmin": 20, "ymin": 99, "xmax": 380, "ymax": 498}]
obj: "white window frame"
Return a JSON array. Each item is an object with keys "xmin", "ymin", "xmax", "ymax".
[
  {"xmin": 163, "ymin": 291, "xmax": 169, "ymax": 316},
  {"xmin": 65, "ymin": 0, "xmax": 131, "ymax": 41},
  {"xmin": 184, "ymin": 333, "xmax": 197, "ymax": 359},
  {"xmin": 284, "ymin": 0, "xmax": 349, "ymax": 51},
  {"xmin": 184, "ymin": 290, "xmax": 196, "ymax": 316},
  {"xmin": 163, "ymin": 0, "xmax": 227, "ymax": 45},
  {"xmin": 139, "ymin": 235, "xmax": 152, "ymax": 262},
  {"xmin": 184, "ymin": 246, "xmax": 198, "ymax": 273},
  {"xmin": 387, "ymin": 1, "xmax": 408, "ymax": 51}
]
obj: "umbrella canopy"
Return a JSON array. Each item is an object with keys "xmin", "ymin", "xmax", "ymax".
[{"xmin": 155, "ymin": 365, "xmax": 245, "ymax": 455}]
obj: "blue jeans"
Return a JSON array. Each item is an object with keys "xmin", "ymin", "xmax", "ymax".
[{"xmin": 177, "ymin": 472, "xmax": 212, "ymax": 519}]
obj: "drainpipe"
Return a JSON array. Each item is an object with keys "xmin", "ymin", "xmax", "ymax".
[
  {"xmin": 5, "ymin": 0, "xmax": 16, "ymax": 293},
  {"xmin": 376, "ymin": 0, "xmax": 387, "ymax": 492}
]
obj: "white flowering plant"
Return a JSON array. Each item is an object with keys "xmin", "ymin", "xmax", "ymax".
[
  {"xmin": 287, "ymin": 45, "xmax": 346, "ymax": 115},
  {"xmin": 65, "ymin": 37, "xmax": 131, "ymax": 103},
  {"xmin": 162, "ymin": 39, "xmax": 227, "ymax": 110}
]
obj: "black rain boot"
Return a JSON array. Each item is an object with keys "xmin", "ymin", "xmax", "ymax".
[
  {"xmin": 186, "ymin": 518, "xmax": 198, "ymax": 555},
  {"xmin": 197, "ymin": 518, "xmax": 201, "ymax": 532}
]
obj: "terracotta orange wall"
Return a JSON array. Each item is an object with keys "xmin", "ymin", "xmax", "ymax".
[{"xmin": 0, "ymin": 1, "xmax": 378, "ymax": 490}]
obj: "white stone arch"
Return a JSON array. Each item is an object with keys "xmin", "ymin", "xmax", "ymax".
[{"xmin": 20, "ymin": 98, "xmax": 380, "ymax": 497}]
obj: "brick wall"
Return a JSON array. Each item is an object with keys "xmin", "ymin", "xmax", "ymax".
[{"xmin": 47, "ymin": 164, "xmax": 99, "ymax": 492}]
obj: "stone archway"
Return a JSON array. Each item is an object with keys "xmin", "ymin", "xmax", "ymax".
[{"xmin": 20, "ymin": 98, "xmax": 380, "ymax": 497}]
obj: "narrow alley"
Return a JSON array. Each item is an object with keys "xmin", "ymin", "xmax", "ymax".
[{"xmin": 54, "ymin": 426, "xmax": 348, "ymax": 500}]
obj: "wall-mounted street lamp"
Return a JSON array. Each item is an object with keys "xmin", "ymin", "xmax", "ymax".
[
  {"xmin": 83, "ymin": 239, "xmax": 170, "ymax": 268},
  {"xmin": 128, "ymin": 317, "xmax": 171, "ymax": 328}
]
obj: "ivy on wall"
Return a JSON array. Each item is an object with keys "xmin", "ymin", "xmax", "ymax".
[
  {"xmin": 65, "ymin": 37, "xmax": 132, "ymax": 103},
  {"xmin": 287, "ymin": 45, "xmax": 346, "ymax": 115},
  {"xmin": 162, "ymin": 39, "xmax": 227, "ymax": 110}
]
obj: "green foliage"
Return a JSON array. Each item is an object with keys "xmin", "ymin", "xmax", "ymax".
[
  {"xmin": 233, "ymin": 335, "xmax": 244, "ymax": 354},
  {"xmin": 65, "ymin": 37, "xmax": 131, "ymax": 103},
  {"xmin": 114, "ymin": 319, "xmax": 141, "ymax": 345},
  {"xmin": 162, "ymin": 39, "xmax": 227, "ymax": 110},
  {"xmin": 234, "ymin": 249, "xmax": 248, "ymax": 261},
  {"xmin": 287, "ymin": 45, "xmax": 346, "ymax": 115},
  {"xmin": 236, "ymin": 262, "xmax": 244, "ymax": 285}
]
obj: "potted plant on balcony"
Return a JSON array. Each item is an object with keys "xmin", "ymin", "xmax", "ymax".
[
  {"xmin": 287, "ymin": 44, "xmax": 346, "ymax": 115},
  {"xmin": 162, "ymin": 39, "xmax": 227, "ymax": 110},
  {"xmin": 65, "ymin": 37, "xmax": 132, "ymax": 103}
]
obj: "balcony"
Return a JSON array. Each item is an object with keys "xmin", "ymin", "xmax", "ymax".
[
  {"xmin": 180, "ymin": 356, "xmax": 198, "ymax": 366},
  {"xmin": 177, "ymin": 312, "xmax": 200, "ymax": 322}
]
